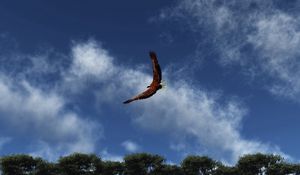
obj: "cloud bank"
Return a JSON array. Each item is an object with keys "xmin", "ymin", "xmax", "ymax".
[
  {"xmin": 0, "ymin": 75, "xmax": 101, "ymax": 160},
  {"xmin": 0, "ymin": 42, "xmax": 103, "ymax": 160},
  {"xmin": 0, "ymin": 38, "xmax": 290, "ymax": 163},
  {"xmin": 69, "ymin": 40, "xmax": 288, "ymax": 162}
]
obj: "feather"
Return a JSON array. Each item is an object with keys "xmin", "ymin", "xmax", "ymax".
[{"xmin": 123, "ymin": 51, "xmax": 162, "ymax": 104}]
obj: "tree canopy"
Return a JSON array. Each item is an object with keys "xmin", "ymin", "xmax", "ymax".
[
  {"xmin": 0, "ymin": 152, "xmax": 299, "ymax": 175},
  {"xmin": 58, "ymin": 153, "xmax": 102, "ymax": 175}
]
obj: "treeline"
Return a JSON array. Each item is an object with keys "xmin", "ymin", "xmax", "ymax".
[{"xmin": 0, "ymin": 153, "xmax": 300, "ymax": 175}]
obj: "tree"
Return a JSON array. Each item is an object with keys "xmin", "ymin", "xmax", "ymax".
[
  {"xmin": 0, "ymin": 154, "xmax": 38, "ymax": 175},
  {"xmin": 124, "ymin": 153, "xmax": 164, "ymax": 175},
  {"xmin": 267, "ymin": 163, "xmax": 300, "ymax": 175},
  {"xmin": 214, "ymin": 165, "xmax": 238, "ymax": 175},
  {"xmin": 2, "ymin": 152, "xmax": 300, "ymax": 175},
  {"xmin": 181, "ymin": 155, "xmax": 217, "ymax": 175},
  {"xmin": 157, "ymin": 164, "xmax": 184, "ymax": 175},
  {"xmin": 102, "ymin": 161, "xmax": 125, "ymax": 175},
  {"xmin": 0, "ymin": 154, "xmax": 60, "ymax": 175},
  {"xmin": 237, "ymin": 153, "xmax": 282, "ymax": 175},
  {"xmin": 58, "ymin": 153, "xmax": 102, "ymax": 175},
  {"xmin": 34, "ymin": 158, "xmax": 59, "ymax": 175},
  {"xmin": 291, "ymin": 164, "xmax": 300, "ymax": 175}
]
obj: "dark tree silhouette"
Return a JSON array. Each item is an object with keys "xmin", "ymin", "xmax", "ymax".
[
  {"xmin": 58, "ymin": 153, "xmax": 102, "ymax": 175},
  {"xmin": 34, "ymin": 158, "xmax": 59, "ymax": 175},
  {"xmin": 102, "ymin": 161, "xmax": 125, "ymax": 175},
  {"xmin": 267, "ymin": 163, "xmax": 300, "ymax": 175},
  {"xmin": 124, "ymin": 153, "xmax": 164, "ymax": 175},
  {"xmin": 0, "ymin": 154, "xmax": 58, "ymax": 175},
  {"xmin": 214, "ymin": 164, "xmax": 238, "ymax": 175},
  {"xmin": 0, "ymin": 154, "xmax": 38, "ymax": 175},
  {"xmin": 181, "ymin": 155, "xmax": 217, "ymax": 175},
  {"xmin": 1, "ymin": 152, "xmax": 300, "ymax": 175},
  {"xmin": 157, "ymin": 164, "xmax": 184, "ymax": 175},
  {"xmin": 237, "ymin": 153, "xmax": 282, "ymax": 175}
]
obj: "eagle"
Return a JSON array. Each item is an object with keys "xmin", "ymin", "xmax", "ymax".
[{"xmin": 123, "ymin": 51, "xmax": 162, "ymax": 104}]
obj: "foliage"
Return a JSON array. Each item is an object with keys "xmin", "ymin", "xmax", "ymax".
[
  {"xmin": 1, "ymin": 154, "xmax": 37, "ymax": 175},
  {"xmin": 181, "ymin": 155, "xmax": 217, "ymax": 175},
  {"xmin": 124, "ymin": 153, "xmax": 164, "ymax": 175},
  {"xmin": 102, "ymin": 161, "xmax": 124, "ymax": 175},
  {"xmin": 267, "ymin": 163, "xmax": 300, "ymax": 175},
  {"xmin": 237, "ymin": 153, "xmax": 282, "ymax": 175},
  {"xmin": 1, "ymin": 152, "xmax": 300, "ymax": 175},
  {"xmin": 0, "ymin": 154, "xmax": 58, "ymax": 175},
  {"xmin": 58, "ymin": 153, "xmax": 102, "ymax": 175},
  {"xmin": 214, "ymin": 164, "xmax": 238, "ymax": 175},
  {"xmin": 34, "ymin": 158, "xmax": 59, "ymax": 175},
  {"xmin": 157, "ymin": 164, "xmax": 184, "ymax": 175}
]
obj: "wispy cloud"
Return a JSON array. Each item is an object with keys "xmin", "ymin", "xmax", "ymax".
[
  {"xmin": 100, "ymin": 149, "xmax": 123, "ymax": 162},
  {"xmin": 248, "ymin": 13, "xmax": 300, "ymax": 99},
  {"xmin": 160, "ymin": 0, "xmax": 300, "ymax": 102},
  {"xmin": 121, "ymin": 140, "xmax": 141, "ymax": 153}
]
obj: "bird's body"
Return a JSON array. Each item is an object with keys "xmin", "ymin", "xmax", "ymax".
[{"xmin": 123, "ymin": 51, "xmax": 162, "ymax": 104}]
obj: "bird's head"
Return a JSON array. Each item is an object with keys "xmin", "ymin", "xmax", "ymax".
[{"xmin": 159, "ymin": 81, "xmax": 166, "ymax": 90}]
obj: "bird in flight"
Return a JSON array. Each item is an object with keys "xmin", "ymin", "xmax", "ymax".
[{"xmin": 123, "ymin": 51, "xmax": 162, "ymax": 104}]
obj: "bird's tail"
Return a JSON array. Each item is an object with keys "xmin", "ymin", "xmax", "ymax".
[{"xmin": 123, "ymin": 99, "xmax": 135, "ymax": 104}]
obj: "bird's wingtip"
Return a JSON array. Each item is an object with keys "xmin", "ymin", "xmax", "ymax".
[
  {"xmin": 149, "ymin": 51, "xmax": 156, "ymax": 57},
  {"xmin": 123, "ymin": 99, "xmax": 132, "ymax": 104}
]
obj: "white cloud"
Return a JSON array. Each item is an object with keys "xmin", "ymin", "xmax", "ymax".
[
  {"xmin": 71, "ymin": 41, "xmax": 289, "ymax": 163},
  {"xmin": 162, "ymin": 0, "xmax": 300, "ymax": 101},
  {"xmin": 69, "ymin": 40, "xmax": 115, "ymax": 78},
  {"xmin": 0, "ymin": 38, "xmax": 292, "ymax": 163},
  {"xmin": 0, "ymin": 74, "xmax": 102, "ymax": 159},
  {"xmin": 100, "ymin": 149, "xmax": 123, "ymax": 162},
  {"xmin": 170, "ymin": 142, "xmax": 186, "ymax": 152},
  {"xmin": 121, "ymin": 140, "xmax": 141, "ymax": 153},
  {"xmin": 63, "ymin": 40, "xmax": 119, "ymax": 97},
  {"xmin": 29, "ymin": 141, "xmax": 61, "ymax": 161},
  {"xmin": 133, "ymin": 79, "xmax": 287, "ymax": 162},
  {"xmin": 248, "ymin": 13, "xmax": 300, "ymax": 99}
]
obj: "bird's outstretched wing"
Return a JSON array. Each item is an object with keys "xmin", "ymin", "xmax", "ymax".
[
  {"xmin": 123, "ymin": 51, "xmax": 162, "ymax": 104},
  {"xmin": 123, "ymin": 87, "xmax": 157, "ymax": 104},
  {"xmin": 149, "ymin": 51, "xmax": 162, "ymax": 86}
]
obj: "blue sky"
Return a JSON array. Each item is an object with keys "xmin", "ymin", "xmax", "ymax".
[{"xmin": 0, "ymin": 0, "xmax": 300, "ymax": 164}]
